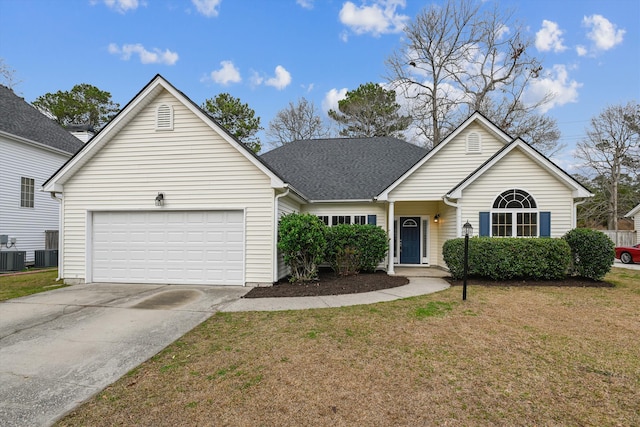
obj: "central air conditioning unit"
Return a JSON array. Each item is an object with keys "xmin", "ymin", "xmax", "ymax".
[
  {"xmin": 35, "ymin": 249, "xmax": 59, "ymax": 267},
  {"xmin": 0, "ymin": 251, "xmax": 26, "ymax": 271}
]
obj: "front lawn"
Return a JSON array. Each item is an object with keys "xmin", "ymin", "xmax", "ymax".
[
  {"xmin": 58, "ymin": 268, "xmax": 640, "ymax": 426},
  {"xmin": 0, "ymin": 269, "xmax": 65, "ymax": 301}
]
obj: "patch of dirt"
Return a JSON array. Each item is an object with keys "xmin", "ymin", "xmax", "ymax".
[
  {"xmin": 243, "ymin": 269, "xmax": 409, "ymax": 298},
  {"xmin": 446, "ymin": 276, "xmax": 614, "ymax": 288}
]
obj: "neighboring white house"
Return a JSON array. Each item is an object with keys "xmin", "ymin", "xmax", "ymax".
[
  {"xmin": 625, "ymin": 203, "xmax": 640, "ymax": 244},
  {"xmin": 0, "ymin": 85, "xmax": 84, "ymax": 265},
  {"xmin": 44, "ymin": 75, "xmax": 593, "ymax": 286}
]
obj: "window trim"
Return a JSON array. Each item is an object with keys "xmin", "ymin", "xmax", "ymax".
[
  {"xmin": 20, "ymin": 177, "xmax": 35, "ymax": 208},
  {"xmin": 318, "ymin": 214, "xmax": 374, "ymax": 227},
  {"xmin": 490, "ymin": 189, "xmax": 539, "ymax": 237}
]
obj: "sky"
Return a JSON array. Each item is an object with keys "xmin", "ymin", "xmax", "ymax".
[{"xmin": 1, "ymin": 0, "xmax": 638, "ymax": 171}]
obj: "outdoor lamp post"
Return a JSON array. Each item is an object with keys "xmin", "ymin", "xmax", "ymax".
[{"xmin": 462, "ymin": 220, "xmax": 473, "ymax": 301}]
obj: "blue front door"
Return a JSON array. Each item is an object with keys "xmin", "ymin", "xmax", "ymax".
[{"xmin": 400, "ymin": 217, "xmax": 420, "ymax": 264}]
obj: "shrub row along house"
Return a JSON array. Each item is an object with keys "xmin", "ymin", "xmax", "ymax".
[
  {"xmin": 43, "ymin": 75, "xmax": 592, "ymax": 286},
  {"xmin": 0, "ymin": 85, "xmax": 84, "ymax": 268}
]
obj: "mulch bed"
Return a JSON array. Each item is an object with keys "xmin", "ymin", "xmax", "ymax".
[
  {"xmin": 243, "ymin": 269, "xmax": 614, "ymax": 298},
  {"xmin": 243, "ymin": 269, "xmax": 409, "ymax": 298}
]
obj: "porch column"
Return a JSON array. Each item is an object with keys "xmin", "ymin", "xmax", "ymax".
[{"xmin": 388, "ymin": 201, "xmax": 395, "ymax": 274}]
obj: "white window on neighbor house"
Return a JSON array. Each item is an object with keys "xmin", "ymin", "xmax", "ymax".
[
  {"xmin": 20, "ymin": 177, "xmax": 34, "ymax": 208},
  {"xmin": 156, "ymin": 104, "xmax": 174, "ymax": 130},
  {"xmin": 466, "ymin": 131, "xmax": 481, "ymax": 153},
  {"xmin": 491, "ymin": 189, "xmax": 538, "ymax": 237}
]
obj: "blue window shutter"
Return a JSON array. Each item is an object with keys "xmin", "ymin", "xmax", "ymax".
[
  {"xmin": 479, "ymin": 212, "xmax": 490, "ymax": 236},
  {"xmin": 367, "ymin": 215, "xmax": 377, "ymax": 225},
  {"xmin": 540, "ymin": 212, "xmax": 551, "ymax": 237}
]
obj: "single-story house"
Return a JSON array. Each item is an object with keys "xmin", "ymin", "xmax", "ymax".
[
  {"xmin": 0, "ymin": 84, "xmax": 84, "ymax": 266},
  {"xmin": 44, "ymin": 75, "xmax": 593, "ymax": 286},
  {"xmin": 625, "ymin": 204, "xmax": 640, "ymax": 244}
]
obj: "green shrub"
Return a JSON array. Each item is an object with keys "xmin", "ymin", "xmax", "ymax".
[
  {"xmin": 277, "ymin": 213, "xmax": 327, "ymax": 282},
  {"xmin": 562, "ymin": 228, "xmax": 614, "ymax": 280},
  {"xmin": 325, "ymin": 224, "xmax": 388, "ymax": 275},
  {"xmin": 443, "ymin": 237, "xmax": 571, "ymax": 281}
]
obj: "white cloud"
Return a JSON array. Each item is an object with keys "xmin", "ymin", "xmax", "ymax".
[
  {"xmin": 101, "ymin": 0, "xmax": 141, "ymax": 13},
  {"xmin": 210, "ymin": 60, "xmax": 241, "ymax": 85},
  {"xmin": 535, "ymin": 20, "xmax": 567, "ymax": 53},
  {"xmin": 108, "ymin": 43, "xmax": 178, "ymax": 65},
  {"xmin": 583, "ymin": 14, "xmax": 625, "ymax": 52},
  {"xmin": 265, "ymin": 65, "xmax": 292, "ymax": 90},
  {"xmin": 249, "ymin": 70, "xmax": 264, "ymax": 87},
  {"xmin": 322, "ymin": 88, "xmax": 348, "ymax": 113},
  {"xmin": 339, "ymin": 0, "xmax": 409, "ymax": 37},
  {"xmin": 192, "ymin": 0, "xmax": 221, "ymax": 17},
  {"xmin": 296, "ymin": 0, "xmax": 314, "ymax": 9},
  {"xmin": 524, "ymin": 64, "xmax": 582, "ymax": 113},
  {"xmin": 576, "ymin": 45, "xmax": 588, "ymax": 56}
]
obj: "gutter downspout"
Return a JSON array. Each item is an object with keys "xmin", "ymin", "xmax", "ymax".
[
  {"xmin": 273, "ymin": 187, "xmax": 290, "ymax": 283},
  {"xmin": 573, "ymin": 198, "xmax": 587, "ymax": 229},
  {"xmin": 50, "ymin": 192, "xmax": 63, "ymax": 281},
  {"xmin": 443, "ymin": 195, "xmax": 461, "ymax": 237}
]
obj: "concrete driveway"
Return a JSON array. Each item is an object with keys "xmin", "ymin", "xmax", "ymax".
[{"xmin": 0, "ymin": 283, "xmax": 248, "ymax": 427}]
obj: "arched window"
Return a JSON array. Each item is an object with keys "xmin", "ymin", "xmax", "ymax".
[{"xmin": 491, "ymin": 189, "xmax": 538, "ymax": 237}]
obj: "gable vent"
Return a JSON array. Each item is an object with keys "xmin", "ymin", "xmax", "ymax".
[
  {"xmin": 156, "ymin": 104, "xmax": 174, "ymax": 131},
  {"xmin": 466, "ymin": 131, "xmax": 481, "ymax": 153}
]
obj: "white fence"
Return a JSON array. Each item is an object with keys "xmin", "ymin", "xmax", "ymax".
[{"xmin": 600, "ymin": 230, "xmax": 636, "ymax": 247}]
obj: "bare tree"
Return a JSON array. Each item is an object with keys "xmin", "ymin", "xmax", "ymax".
[
  {"xmin": 266, "ymin": 97, "xmax": 331, "ymax": 147},
  {"xmin": 0, "ymin": 58, "xmax": 21, "ymax": 91},
  {"xmin": 386, "ymin": 0, "xmax": 556, "ymax": 150},
  {"xmin": 576, "ymin": 101, "xmax": 640, "ymax": 230}
]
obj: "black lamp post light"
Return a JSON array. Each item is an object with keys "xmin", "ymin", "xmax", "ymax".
[{"xmin": 462, "ymin": 220, "xmax": 473, "ymax": 301}]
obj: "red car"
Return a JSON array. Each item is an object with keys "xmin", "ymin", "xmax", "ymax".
[{"xmin": 615, "ymin": 244, "xmax": 640, "ymax": 264}]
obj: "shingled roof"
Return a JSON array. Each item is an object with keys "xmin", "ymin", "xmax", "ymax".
[
  {"xmin": 0, "ymin": 85, "xmax": 84, "ymax": 154},
  {"xmin": 261, "ymin": 137, "xmax": 428, "ymax": 201}
]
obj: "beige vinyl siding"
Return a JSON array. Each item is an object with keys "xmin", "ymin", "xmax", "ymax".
[
  {"xmin": 61, "ymin": 90, "xmax": 275, "ymax": 284},
  {"xmin": 460, "ymin": 148, "xmax": 575, "ymax": 237},
  {"xmin": 634, "ymin": 216, "xmax": 640, "ymax": 244},
  {"xmin": 390, "ymin": 124, "xmax": 506, "ymax": 200},
  {"xmin": 276, "ymin": 195, "xmax": 301, "ymax": 280}
]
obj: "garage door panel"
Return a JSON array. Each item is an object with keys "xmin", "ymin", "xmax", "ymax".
[{"xmin": 92, "ymin": 211, "xmax": 244, "ymax": 285}]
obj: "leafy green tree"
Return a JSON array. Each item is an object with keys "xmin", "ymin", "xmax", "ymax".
[
  {"xmin": 328, "ymin": 82, "xmax": 411, "ymax": 138},
  {"xmin": 202, "ymin": 93, "xmax": 263, "ymax": 153},
  {"xmin": 32, "ymin": 83, "xmax": 120, "ymax": 130}
]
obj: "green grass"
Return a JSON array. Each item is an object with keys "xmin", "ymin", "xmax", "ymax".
[
  {"xmin": 57, "ymin": 267, "xmax": 640, "ymax": 426},
  {"xmin": 0, "ymin": 269, "xmax": 66, "ymax": 301}
]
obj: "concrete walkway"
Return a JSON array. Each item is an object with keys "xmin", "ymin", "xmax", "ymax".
[{"xmin": 222, "ymin": 269, "xmax": 450, "ymax": 312}]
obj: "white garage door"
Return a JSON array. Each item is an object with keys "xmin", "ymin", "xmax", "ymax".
[{"xmin": 92, "ymin": 211, "xmax": 244, "ymax": 285}]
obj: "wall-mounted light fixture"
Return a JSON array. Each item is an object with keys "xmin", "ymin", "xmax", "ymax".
[
  {"xmin": 155, "ymin": 192, "xmax": 164, "ymax": 207},
  {"xmin": 434, "ymin": 214, "xmax": 440, "ymax": 223}
]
